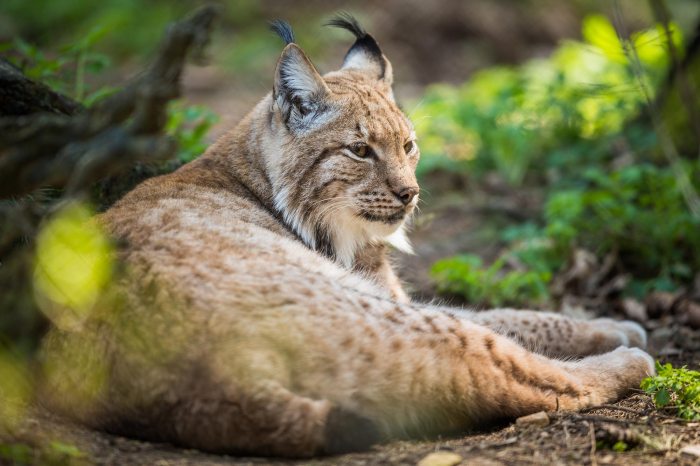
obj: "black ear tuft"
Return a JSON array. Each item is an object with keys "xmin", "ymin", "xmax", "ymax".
[
  {"xmin": 326, "ymin": 12, "xmax": 385, "ymax": 79},
  {"xmin": 270, "ymin": 19, "xmax": 295, "ymax": 45},
  {"xmin": 325, "ymin": 11, "xmax": 367, "ymax": 39}
]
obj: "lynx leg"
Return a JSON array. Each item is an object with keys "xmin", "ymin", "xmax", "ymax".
[
  {"xmin": 450, "ymin": 309, "xmax": 647, "ymax": 357},
  {"xmin": 225, "ymin": 322, "xmax": 654, "ymax": 448},
  {"xmin": 110, "ymin": 380, "xmax": 380, "ymax": 457},
  {"xmin": 293, "ymin": 304, "xmax": 655, "ymax": 440},
  {"xmin": 408, "ymin": 319, "xmax": 655, "ymax": 428}
]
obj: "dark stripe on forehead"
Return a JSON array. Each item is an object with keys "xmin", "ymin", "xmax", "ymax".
[
  {"xmin": 374, "ymin": 92, "xmax": 410, "ymax": 135},
  {"xmin": 329, "ymin": 76, "xmax": 404, "ymax": 117},
  {"xmin": 326, "ymin": 77, "xmax": 410, "ymax": 145},
  {"xmin": 365, "ymin": 106, "xmax": 403, "ymax": 145},
  {"xmin": 329, "ymin": 82, "xmax": 359, "ymax": 96}
]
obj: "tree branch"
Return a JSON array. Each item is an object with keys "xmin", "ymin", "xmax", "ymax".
[
  {"xmin": 0, "ymin": 5, "xmax": 219, "ymax": 199},
  {"xmin": 0, "ymin": 59, "xmax": 83, "ymax": 117}
]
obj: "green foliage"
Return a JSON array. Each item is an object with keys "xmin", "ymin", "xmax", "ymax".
[
  {"xmin": 0, "ymin": 0, "xmax": 194, "ymax": 59},
  {"xmin": 0, "ymin": 441, "xmax": 86, "ymax": 466},
  {"xmin": 0, "ymin": 443, "xmax": 32, "ymax": 465},
  {"xmin": 612, "ymin": 440, "xmax": 629, "ymax": 452},
  {"xmin": 642, "ymin": 362, "xmax": 700, "ymax": 420},
  {"xmin": 166, "ymin": 102, "xmax": 219, "ymax": 163},
  {"xmin": 431, "ymin": 252, "xmax": 551, "ymax": 308},
  {"xmin": 0, "ymin": 0, "xmax": 340, "ymax": 83},
  {"xmin": 414, "ymin": 15, "xmax": 678, "ymax": 183},
  {"xmin": 432, "ymin": 158, "xmax": 700, "ymax": 305},
  {"xmin": 422, "ymin": 15, "xmax": 699, "ymax": 304},
  {"xmin": 46, "ymin": 441, "xmax": 85, "ymax": 461},
  {"xmin": 595, "ymin": 439, "xmax": 633, "ymax": 452},
  {"xmin": 545, "ymin": 162, "xmax": 700, "ymax": 292},
  {"xmin": 2, "ymin": 30, "xmax": 116, "ymax": 104}
]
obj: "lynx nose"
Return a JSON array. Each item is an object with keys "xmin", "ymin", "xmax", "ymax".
[{"xmin": 394, "ymin": 186, "xmax": 419, "ymax": 206}]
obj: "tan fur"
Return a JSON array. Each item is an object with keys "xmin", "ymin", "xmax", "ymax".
[{"xmin": 40, "ymin": 22, "xmax": 654, "ymax": 458}]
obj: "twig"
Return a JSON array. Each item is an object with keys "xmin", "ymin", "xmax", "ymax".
[
  {"xmin": 0, "ymin": 59, "xmax": 83, "ymax": 117},
  {"xmin": 581, "ymin": 404, "xmax": 646, "ymax": 416},
  {"xmin": 478, "ymin": 437, "xmax": 519, "ymax": 449},
  {"xmin": 649, "ymin": 410, "xmax": 695, "ymax": 423},
  {"xmin": 550, "ymin": 412, "xmax": 646, "ymax": 425},
  {"xmin": 588, "ymin": 421, "xmax": 597, "ymax": 466}
]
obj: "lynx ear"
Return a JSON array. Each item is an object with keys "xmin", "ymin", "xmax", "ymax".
[
  {"xmin": 327, "ymin": 13, "xmax": 393, "ymax": 86},
  {"xmin": 271, "ymin": 21, "xmax": 330, "ymax": 132}
]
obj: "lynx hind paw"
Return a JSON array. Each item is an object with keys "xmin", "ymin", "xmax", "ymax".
[
  {"xmin": 592, "ymin": 318, "xmax": 648, "ymax": 350},
  {"xmin": 322, "ymin": 407, "xmax": 381, "ymax": 455}
]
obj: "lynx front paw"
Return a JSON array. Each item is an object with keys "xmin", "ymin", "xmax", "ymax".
[
  {"xmin": 605, "ymin": 346, "xmax": 655, "ymax": 395},
  {"xmin": 578, "ymin": 346, "xmax": 655, "ymax": 406},
  {"xmin": 614, "ymin": 346, "xmax": 655, "ymax": 377}
]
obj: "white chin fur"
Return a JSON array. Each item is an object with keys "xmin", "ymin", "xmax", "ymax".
[
  {"xmin": 327, "ymin": 209, "xmax": 414, "ymax": 267},
  {"xmin": 274, "ymin": 186, "xmax": 413, "ymax": 267},
  {"xmin": 385, "ymin": 226, "xmax": 414, "ymax": 254}
]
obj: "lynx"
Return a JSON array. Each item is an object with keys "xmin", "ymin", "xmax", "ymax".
[{"xmin": 41, "ymin": 16, "xmax": 654, "ymax": 457}]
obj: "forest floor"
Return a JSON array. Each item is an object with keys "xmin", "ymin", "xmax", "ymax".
[{"xmin": 7, "ymin": 180, "xmax": 700, "ymax": 466}]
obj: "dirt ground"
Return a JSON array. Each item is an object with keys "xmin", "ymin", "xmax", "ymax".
[
  {"xmin": 12, "ymin": 387, "xmax": 700, "ymax": 466},
  {"xmin": 5, "ymin": 187, "xmax": 700, "ymax": 466}
]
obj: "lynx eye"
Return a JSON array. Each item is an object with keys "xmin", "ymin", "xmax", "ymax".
[
  {"xmin": 348, "ymin": 143, "xmax": 372, "ymax": 159},
  {"xmin": 404, "ymin": 140, "xmax": 416, "ymax": 155}
]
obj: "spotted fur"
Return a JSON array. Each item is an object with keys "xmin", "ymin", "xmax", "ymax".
[{"xmin": 40, "ymin": 16, "xmax": 654, "ymax": 458}]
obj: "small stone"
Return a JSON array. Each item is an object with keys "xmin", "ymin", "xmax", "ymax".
[
  {"xmin": 650, "ymin": 326, "xmax": 674, "ymax": 342},
  {"xmin": 515, "ymin": 411, "xmax": 550, "ymax": 427},
  {"xmin": 645, "ymin": 291, "xmax": 678, "ymax": 318},
  {"xmin": 692, "ymin": 273, "xmax": 700, "ymax": 301},
  {"xmin": 417, "ymin": 451, "xmax": 463, "ymax": 466},
  {"xmin": 677, "ymin": 300, "xmax": 700, "ymax": 329},
  {"xmin": 680, "ymin": 444, "xmax": 700, "ymax": 457},
  {"xmin": 621, "ymin": 298, "xmax": 647, "ymax": 322}
]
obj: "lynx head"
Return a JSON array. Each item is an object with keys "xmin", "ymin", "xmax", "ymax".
[{"xmin": 264, "ymin": 15, "xmax": 419, "ymax": 267}]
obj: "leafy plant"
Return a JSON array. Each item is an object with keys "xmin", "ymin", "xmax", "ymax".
[
  {"xmin": 641, "ymin": 362, "xmax": 700, "ymax": 420},
  {"xmin": 431, "ymin": 252, "xmax": 552, "ymax": 308},
  {"xmin": 3, "ymin": 28, "xmax": 116, "ymax": 104},
  {"xmin": 166, "ymin": 102, "xmax": 219, "ymax": 163},
  {"xmin": 415, "ymin": 15, "xmax": 680, "ymax": 182},
  {"xmin": 0, "ymin": 441, "xmax": 86, "ymax": 466},
  {"xmin": 0, "ymin": 443, "xmax": 32, "ymax": 465},
  {"xmin": 423, "ymin": 15, "xmax": 698, "ymax": 304},
  {"xmin": 545, "ymin": 162, "xmax": 700, "ymax": 294}
]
